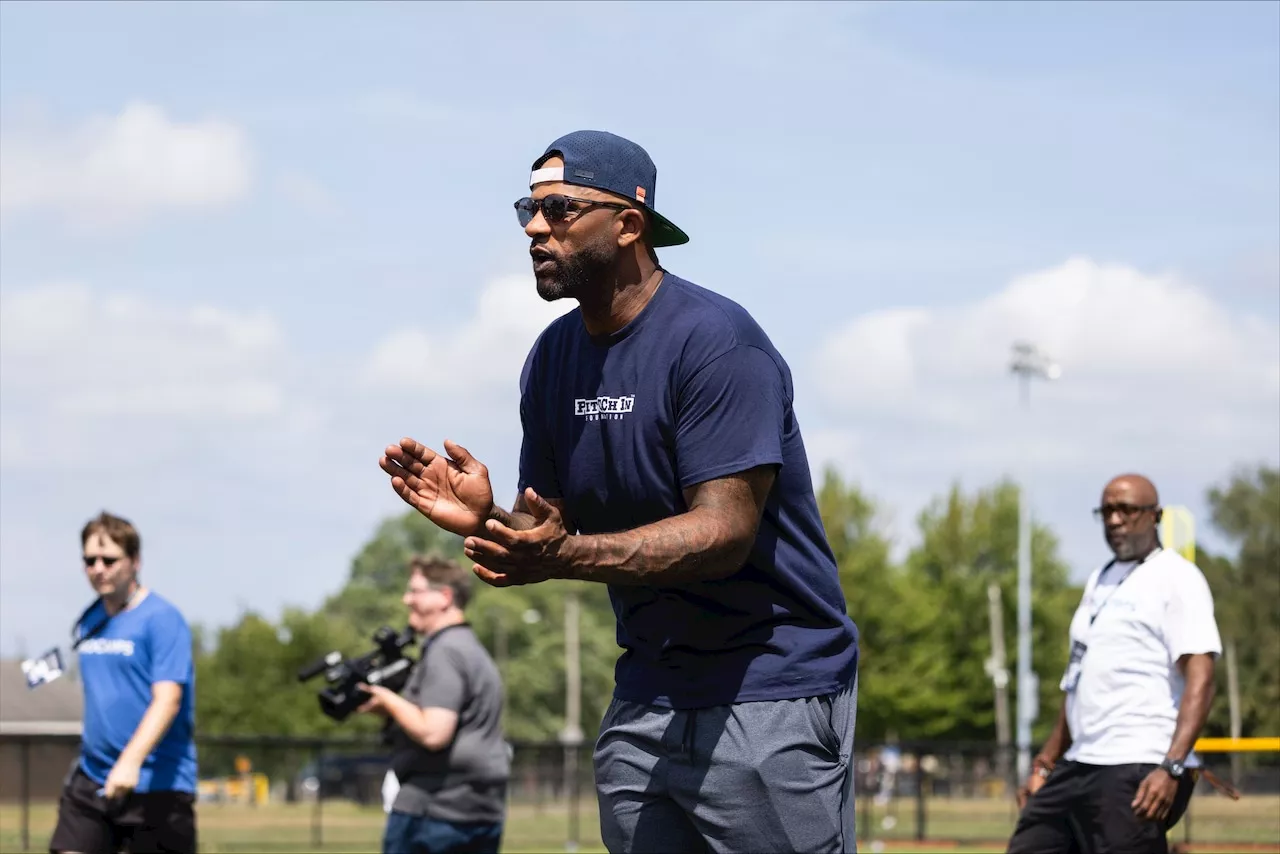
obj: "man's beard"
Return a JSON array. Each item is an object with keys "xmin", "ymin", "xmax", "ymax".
[{"xmin": 534, "ymin": 241, "xmax": 615, "ymax": 302}]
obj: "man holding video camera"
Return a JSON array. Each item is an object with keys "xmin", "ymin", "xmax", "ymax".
[{"xmin": 355, "ymin": 555, "xmax": 509, "ymax": 854}]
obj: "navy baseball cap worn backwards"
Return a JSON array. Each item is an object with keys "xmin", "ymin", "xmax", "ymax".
[{"xmin": 531, "ymin": 130, "xmax": 689, "ymax": 247}]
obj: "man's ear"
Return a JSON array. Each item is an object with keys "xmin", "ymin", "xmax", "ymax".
[
  {"xmin": 615, "ymin": 209, "xmax": 646, "ymax": 248},
  {"xmin": 1155, "ymin": 507, "xmax": 1163, "ymax": 524}
]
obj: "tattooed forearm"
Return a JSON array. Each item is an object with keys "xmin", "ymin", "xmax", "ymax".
[{"xmin": 562, "ymin": 467, "xmax": 776, "ymax": 586}]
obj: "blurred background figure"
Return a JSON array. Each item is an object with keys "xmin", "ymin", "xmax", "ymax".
[
  {"xmin": 355, "ymin": 556, "xmax": 509, "ymax": 854},
  {"xmin": 50, "ymin": 511, "xmax": 198, "ymax": 854},
  {"xmin": 1008, "ymin": 475, "xmax": 1222, "ymax": 854}
]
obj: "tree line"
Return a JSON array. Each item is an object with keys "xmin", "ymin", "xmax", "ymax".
[{"xmin": 191, "ymin": 464, "xmax": 1279, "ymax": 764}]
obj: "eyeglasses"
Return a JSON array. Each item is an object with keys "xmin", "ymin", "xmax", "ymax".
[
  {"xmin": 1092, "ymin": 503, "xmax": 1158, "ymax": 521},
  {"xmin": 83, "ymin": 555, "xmax": 121, "ymax": 568},
  {"xmin": 514, "ymin": 193, "xmax": 632, "ymax": 228}
]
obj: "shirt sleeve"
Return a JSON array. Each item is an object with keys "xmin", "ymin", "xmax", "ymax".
[
  {"xmin": 517, "ymin": 347, "xmax": 560, "ymax": 499},
  {"xmin": 148, "ymin": 606, "xmax": 194, "ymax": 685},
  {"xmin": 1164, "ymin": 564, "xmax": 1224, "ymax": 660},
  {"xmin": 413, "ymin": 643, "xmax": 467, "ymax": 713},
  {"xmin": 675, "ymin": 344, "xmax": 787, "ymax": 489}
]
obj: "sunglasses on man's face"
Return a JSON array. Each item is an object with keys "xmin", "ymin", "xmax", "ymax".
[
  {"xmin": 514, "ymin": 193, "xmax": 632, "ymax": 228},
  {"xmin": 83, "ymin": 555, "xmax": 122, "ymax": 568},
  {"xmin": 1091, "ymin": 503, "xmax": 1157, "ymax": 521}
]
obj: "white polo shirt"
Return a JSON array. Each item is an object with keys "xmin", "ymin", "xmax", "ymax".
[{"xmin": 1062, "ymin": 547, "xmax": 1222, "ymax": 767}]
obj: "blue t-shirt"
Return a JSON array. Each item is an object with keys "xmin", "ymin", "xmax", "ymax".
[
  {"xmin": 518, "ymin": 272, "xmax": 859, "ymax": 708},
  {"xmin": 75, "ymin": 592, "xmax": 198, "ymax": 793}
]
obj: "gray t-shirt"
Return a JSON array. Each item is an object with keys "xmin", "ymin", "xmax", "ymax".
[{"xmin": 390, "ymin": 623, "xmax": 509, "ymax": 823}]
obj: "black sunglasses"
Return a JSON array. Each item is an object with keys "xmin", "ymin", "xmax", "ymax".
[
  {"xmin": 1091, "ymin": 503, "xmax": 1158, "ymax": 521},
  {"xmin": 83, "ymin": 555, "xmax": 122, "ymax": 568},
  {"xmin": 514, "ymin": 193, "xmax": 633, "ymax": 227}
]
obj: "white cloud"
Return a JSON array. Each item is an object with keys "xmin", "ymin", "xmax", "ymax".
[
  {"xmin": 0, "ymin": 102, "xmax": 251, "ymax": 230},
  {"xmin": 807, "ymin": 255, "xmax": 1278, "ymax": 506},
  {"xmin": 364, "ymin": 275, "xmax": 572, "ymax": 401},
  {"xmin": 814, "ymin": 256, "xmax": 1278, "ymax": 432},
  {"xmin": 0, "ymin": 282, "xmax": 288, "ymax": 427},
  {"xmin": 802, "ymin": 256, "xmax": 1280, "ymax": 569}
]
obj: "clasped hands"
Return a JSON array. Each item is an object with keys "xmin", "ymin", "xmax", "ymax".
[
  {"xmin": 378, "ymin": 437, "xmax": 572, "ymax": 587},
  {"xmin": 465, "ymin": 490, "xmax": 570, "ymax": 587}
]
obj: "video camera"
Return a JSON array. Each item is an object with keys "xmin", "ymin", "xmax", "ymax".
[{"xmin": 297, "ymin": 625, "xmax": 418, "ymax": 721}]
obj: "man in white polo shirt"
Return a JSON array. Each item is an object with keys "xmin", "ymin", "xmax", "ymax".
[{"xmin": 1006, "ymin": 473, "xmax": 1221, "ymax": 854}]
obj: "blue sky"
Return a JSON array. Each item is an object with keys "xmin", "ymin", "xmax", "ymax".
[{"xmin": 1, "ymin": 0, "xmax": 1277, "ymax": 658}]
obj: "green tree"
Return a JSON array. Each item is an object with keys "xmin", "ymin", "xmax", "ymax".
[
  {"xmin": 1202, "ymin": 465, "xmax": 1280, "ymax": 738},
  {"xmin": 898, "ymin": 479, "xmax": 1079, "ymax": 742},
  {"xmin": 326, "ymin": 508, "xmax": 623, "ymax": 743},
  {"xmin": 194, "ymin": 606, "xmax": 381, "ymax": 779},
  {"xmin": 817, "ymin": 468, "xmax": 903, "ymax": 741}
]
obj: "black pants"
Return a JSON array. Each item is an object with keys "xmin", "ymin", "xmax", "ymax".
[
  {"xmin": 49, "ymin": 767, "xmax": 197, "ymax": 854},
  {"xmin": 1007, "ymin": 761, "xmax": 1196, "ymax": 854}
]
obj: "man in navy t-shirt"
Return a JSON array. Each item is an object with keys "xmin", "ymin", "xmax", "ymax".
[
  {"xmin": 49, "ymin": 512, "xmax": 198, "ymax": 854},
  {"xmin": 380, "ymin": 130, "xmax": 859, "ymax": 852}
]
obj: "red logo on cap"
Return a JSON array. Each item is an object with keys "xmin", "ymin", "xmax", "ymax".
[{"xmin": 635, "ymin": 186, "xmax": 647, "ymax": 203}]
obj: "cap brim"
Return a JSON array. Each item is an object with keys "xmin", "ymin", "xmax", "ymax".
[{"xmin": 648, "ymin": 209, "xmax": 689, "ymax": 247}]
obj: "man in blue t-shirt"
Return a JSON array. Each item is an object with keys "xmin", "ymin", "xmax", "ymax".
[
  {"xmin": 49, "ymin": 512, "xmax": 198, "ymax": 854},
  {"xmin": 379, "ymin": 130, "xmax": 860, "ymax": 853}
]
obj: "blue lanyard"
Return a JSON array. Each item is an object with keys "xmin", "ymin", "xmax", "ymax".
[
  {"xmin": 70, "ymin": 586, "xmax": 140, "ymax": 650},
  {"xmin": 1088, "ymin": 547, "xmax": 1161, "ymax": 626}
]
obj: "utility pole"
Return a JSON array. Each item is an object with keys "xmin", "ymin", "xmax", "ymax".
[
  {"xmin": 560, "ymin": 590, "xmax": 583, "ymax": 852},
  {"xmin": 495, "ymin": 613, "xmax": 509, "ymax": 676},
  {"xmin": 1227, "ymin": 638, "xmax": 1242, "ymax": 785},
  {"xmin": 985, "ymin": 582, "xmax": 1012, "ymax": 789},
  {"xmin": 562, "ymin": 590, "xmax": 582, "ymax": 746},
  {"xmin": 1009, "ymin": 341, "xmax": 1060, "ymax": 783}
]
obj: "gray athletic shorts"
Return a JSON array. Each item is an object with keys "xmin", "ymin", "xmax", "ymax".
[{"xmin": 593, "ymin": 673, "xmax": 858, "ymax": 854}]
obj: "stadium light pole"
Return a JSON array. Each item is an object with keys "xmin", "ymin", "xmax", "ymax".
[{"xmin": 1009, "ymin": 341, "xmax": 1060, "ymax": 784}]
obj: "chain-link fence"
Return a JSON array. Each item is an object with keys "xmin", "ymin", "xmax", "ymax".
[{"xmin": 1, "ymin": 734, "xmax": 1276, "ymax": 852}]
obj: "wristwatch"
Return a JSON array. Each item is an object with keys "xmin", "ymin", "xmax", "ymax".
[{"xmin": 1159, "ymin": 756, "xmax": 1186, "ymax": 779}]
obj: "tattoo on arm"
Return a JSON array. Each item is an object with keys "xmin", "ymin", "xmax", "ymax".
[{"xmin": 565, "ymin": 466, "xmax": 776, "ymax": 586}]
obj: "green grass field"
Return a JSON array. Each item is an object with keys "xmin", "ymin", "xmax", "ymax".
[{"xmin": 1, "ymin": 795, "xmax": 1277, "ymax": 853}]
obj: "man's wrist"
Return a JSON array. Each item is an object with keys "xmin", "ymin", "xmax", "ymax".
[
  {"xmin": 1034, "ymin": 751, "xmax": 1058, "ymax": 768},
  {"xmin": 553, "ymin": 534, "xmax": 584, "ymax": 581},
  {"xmin": 115, "ymin": 750, "xmax": 144, "ymax": 769}
]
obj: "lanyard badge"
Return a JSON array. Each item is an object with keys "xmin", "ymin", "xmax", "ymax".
[
  {"xmin": 1060, "ymin": 640, "xmax": 1087, "ymax": 692},
  {"xmin": 1059, "ymin": 548, "xmax": 1161, "ymax": 694},
  {"xmin": 21, "ymin": 647, "xmax": 66, "ymax": 689},
  {"xmin": 24, "ymin": 589, "xmax": 142, "ymax": 691}
]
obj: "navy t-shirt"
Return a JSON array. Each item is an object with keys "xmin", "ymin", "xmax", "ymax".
[{"xmin": 518, "ymin": 272, "xmax": 859, "ymax": 708}]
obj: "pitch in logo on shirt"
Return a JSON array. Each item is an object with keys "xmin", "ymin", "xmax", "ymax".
[{"xmin": 574, "ymin": 395, "xmax": 636, "ymax": 421}]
